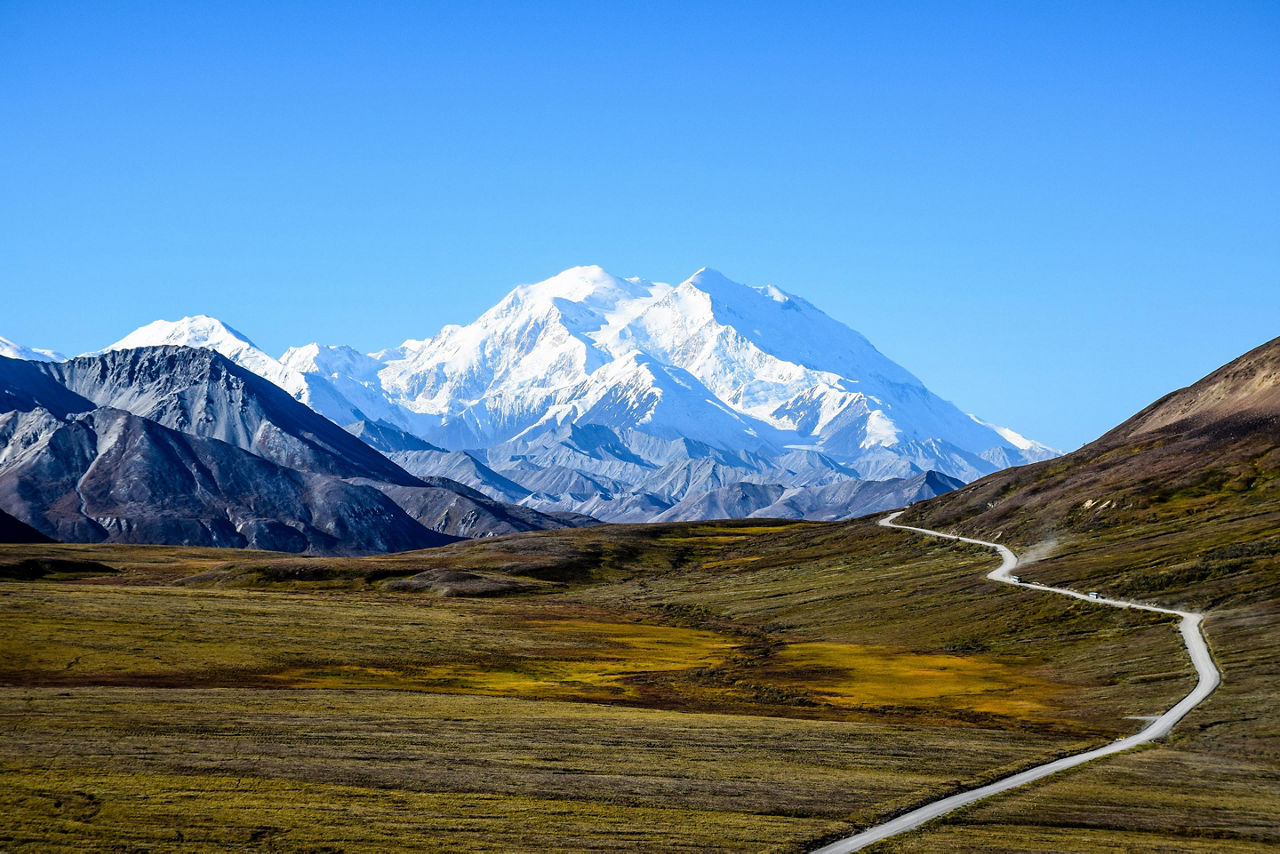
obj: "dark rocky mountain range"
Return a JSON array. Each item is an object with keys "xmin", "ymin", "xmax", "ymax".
[
  {"xmin": 0, "ymin": 348, "xmax": 576, "ymax": 553},
  {"xmin": 0, "ymin": 404, "xmax": 453, "ymax": 553},
  {"xmin": 40, "ymin": 347, "xmax": 421, "ymax": 486},
  {"xmin": 0, "ymin": 508, "xmax": 53, "ymax": 544}
]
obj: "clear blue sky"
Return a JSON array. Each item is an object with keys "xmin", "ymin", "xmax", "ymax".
[{"xmin": 2, "ymin": 1, "xmax": 1277, "ymax": 451}]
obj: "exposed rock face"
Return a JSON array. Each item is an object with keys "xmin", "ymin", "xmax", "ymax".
[
  {"xmin": 0, "ymin": 405, "xmax": 456, "ymax": 554},
  {"xmin": 0, "ymin": 350, "xmax": 574, "ymax": 552},
  {"xmin": 40, "ymin": 347, "xmax": 421, "ymax": 486}
]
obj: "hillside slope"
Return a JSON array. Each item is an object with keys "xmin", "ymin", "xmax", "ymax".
[
  {"xmin": 904, "ymin": 335, "xmax": 1280, "ymax": 559},
  {"xmin": 892, "ymin": 336, "xmax": 1280, "ymax": 850}
]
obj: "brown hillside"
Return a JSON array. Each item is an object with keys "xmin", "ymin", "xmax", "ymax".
[{"xmin": 903, "ymin": 335, "xmax": 1280, "ymax": 554}]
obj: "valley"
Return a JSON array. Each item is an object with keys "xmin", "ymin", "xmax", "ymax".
[{"xmin": 4, "ymin": 508, "xmax": 1257, "ymax": 851}]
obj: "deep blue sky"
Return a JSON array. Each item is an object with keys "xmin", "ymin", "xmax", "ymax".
[{"xmin": 2, "ymin": 1, "xmax": 1277, "ymax": 450}]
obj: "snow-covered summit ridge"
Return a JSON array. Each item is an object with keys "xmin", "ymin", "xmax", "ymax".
[
  {"xmin": 99, "ymin": 315, "xmax": 403, "ymax": 428},
  {"xmin": 94, "ymin": 266, "xmax": 1060, "ymax": 484},
  {"xmin": 363, "ymin": 265, "xmax": 1057, "ymax": 471},
  {"xmin": 0, "ymin": 335, "xmax": 64, "ymax": 362},
  {"xmin": 102, "ymin": 315, "xmax": 294, "ymax": 389},
  {"xmin": 106, "ymin": 314, "xmax": 258, "ymax": 352}
]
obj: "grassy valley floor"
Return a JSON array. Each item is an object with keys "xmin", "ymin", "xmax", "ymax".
[{"xmin": 1, "ymin": 515, "xmax": 1272, "ymax": 851}]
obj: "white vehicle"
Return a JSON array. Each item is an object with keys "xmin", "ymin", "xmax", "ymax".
[{"xmin": 1088, "ymin": 591, "xmax": 1102, "ymax": 599}]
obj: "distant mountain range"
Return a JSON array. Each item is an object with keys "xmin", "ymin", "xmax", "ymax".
[
  {"xmin": 1, "ymin": 266, "xmax": 1058, "ymax": 547},
  {"xmin": 0, "ymin": 335, "xmax": 63, "ymax": 363}
]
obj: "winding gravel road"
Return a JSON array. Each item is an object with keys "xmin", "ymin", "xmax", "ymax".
[{"xmin": 812, "ymin": 511, "xmax": 1221, "ymax": 853}]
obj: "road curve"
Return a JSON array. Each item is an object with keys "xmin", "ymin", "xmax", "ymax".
[{"xmin": 812, "ymin": 511, "xmax": 1221, "ymax": 854}]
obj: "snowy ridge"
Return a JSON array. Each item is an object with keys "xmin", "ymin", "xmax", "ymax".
[
  {"xmin": 89, "ymin": 267, "xmax": 1059, "ymax": 521},
  {"xmin": 103, "ymin": 315, "xmax": 296, "ymax": 391},
  {"xmin": 0, "ymin": 335, "xmax": 64, "ymax": 362},
  {"xmin": 100, "ymin": 315, "xmax": 418, "ymax": 432}
]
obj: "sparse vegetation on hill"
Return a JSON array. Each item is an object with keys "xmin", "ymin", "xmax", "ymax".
[{"xmin": 887, "ymin": 337, "xmax": 1280, "ymax": 851}]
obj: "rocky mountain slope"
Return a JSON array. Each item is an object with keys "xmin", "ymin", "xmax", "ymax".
[
  {"xmin": 0, "ymin": 349, "xmax": 575, "ymax": 552},
  {"xmin": 42, "ymin": 346, "xmax": 420, "ymax": 485},
  {"xmin": 0, "ymin": 404, "xmax": 454, "ymax": 553}
]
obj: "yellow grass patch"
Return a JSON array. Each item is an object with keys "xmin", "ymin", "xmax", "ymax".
[
  {"xmin": 274, "ymin": 618, "xmax": 734, "ymax": 702},
  {"xmin": 702, "ymin": 555, "xmax": 765, "ymax": 569},
  {"xmin": 760, "ymin": 642, "xmax": 1062, "ymax": 717}
]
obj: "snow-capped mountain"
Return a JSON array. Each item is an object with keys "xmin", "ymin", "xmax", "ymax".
[
  {"xmin": 364, "ymin": 266, "xmax": 1055, "ymax": 471},
  {"xmin": 101, "ymin": 316, "xmax": 414, "ymax": 431},
  {"xmin": 0, "ymin": 335, "xmax": 64, "ymax": 362},
  {"xmin": 105, "ymin": 316, "xmax": 294, "ymax": 388},
  {"xmin": 96, "ymin": 266, "xmax": 1058, "ymax": 521}
]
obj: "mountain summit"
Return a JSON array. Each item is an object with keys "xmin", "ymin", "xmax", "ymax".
[
  {"xmin": 97, "ymin": 267, "xmax": 1057, "ymax": 521},
  {"xmin": 362, "ymin": 266, "xmax": 1056, "ymax": 474}
]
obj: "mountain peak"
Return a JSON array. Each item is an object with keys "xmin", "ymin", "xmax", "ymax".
[
  {"xmin": 106, "ymin": 315, "xmax": 259, "ymax": 353},
  {"xmin": 0, "ymin": 335, "xmax": 64, "ymax": 362},
  {"xmin": 681, "ymin": 268, "xmax": 797, "ymax": 306},
  {"xmin": 682, "ymin": 266, "xmax": 735, "ymax": 288},
  {"xmin": 686, "ymin": 265, "xmax": 717, "ymax": 277},
  {"xmin": 102, "ymin": 315, "xmax": 301, "ymax": 394},
  {"xmin": 280, "ymin": 342, "xmax": 383, "ymax": 382},
  {"xmin": 510, "ymin": 265, "xmax": 650, "ymax": 307}
]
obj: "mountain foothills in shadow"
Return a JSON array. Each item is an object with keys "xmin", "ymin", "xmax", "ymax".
[
  {"xmin": 0, "ymin": 508, "xmax": 52, "ymax": 544},
  {"xmin": 0, "ymin": 349, "xmax": 576, "ymax": 554}
]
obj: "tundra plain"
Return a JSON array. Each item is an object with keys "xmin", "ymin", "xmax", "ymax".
[{"xmin": 5, "ymin": 501, "xmax": 1274, "ymax": 851}]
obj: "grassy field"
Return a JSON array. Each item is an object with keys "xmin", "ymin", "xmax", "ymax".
[
  {"xmin": 891, "ymin": 429, "xmax": 1280, "ymax": 851},
  {"xmin": 2, "ymin": 687, "xmax": 1076, "ymax": 852},
  {"xmin": 3, "ymin": 513, "xmax": 1230, "ymax": 851}
]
